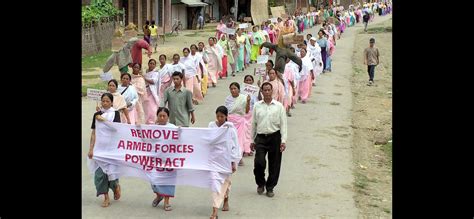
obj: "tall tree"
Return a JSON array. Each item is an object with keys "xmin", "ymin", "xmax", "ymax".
[{"xmin": 218, "ymin": 0, "xmax": 229, "ymax": 19}]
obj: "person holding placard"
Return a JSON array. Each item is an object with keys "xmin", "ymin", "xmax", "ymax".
[{"xmin": 224, "ymin": 82, "xmax": 251, "ymax": 166}]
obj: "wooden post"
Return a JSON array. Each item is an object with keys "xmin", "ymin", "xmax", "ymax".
[
  {"xmin": 128, "ymin": 0, "xmax": 133, "ymax": 25},
  {"xmin": 147, "ymin": 0, "xmax": 151, "ymax": 21},
  {"xmin": 138, "ymin": 0, "xmax": 143, "ymax": 28}
]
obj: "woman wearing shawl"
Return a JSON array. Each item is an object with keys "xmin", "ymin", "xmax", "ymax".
[
  {"xmin": 88, "ymin": 93, "xmax": 122, "ymax": 208},
  {"xmin": 250, "ymin": 26, "xmax": 264, "ymax": 63},
  {"xmin": 190, "ymin": 44, "xmax": 205, "ymax": 102},
  {"xmin": 242, "ymin": 75, "xmax": 257, "ymax": 156},
  {"xmin": 283, "ymin": 58, "xmax": 295, "ymax": 116},
  {"xmin": 316, "ymin": 30, "xmax": 329, "ymax": 73},
  {"xmin": 228, "ymin": 34, "xmax": 238, "ymax": 76},
  {"xmin": 197, "ymin": 42, "xmax": 209, "ymax": 95},
  {"xmin": 130, "ymin": 63, "xmax": 146, "ymax": 124},
  {"xmin": 117, "ymin": 73, "xmax": 139, "ymax": 125},
  {"xmin": 143, "ymin": 59, "xmax": 161, "ymax": 124},
  {"xmin": 104, "ymin": 79, "xmax": 130, "ymax": 124},
  {"xmin": 224, "ymin": 82, "xmax": 250, "ymax": 166},
  {"xmin": 156, "ymin": 54, "xmax": 173, "ymax": 100},
  {"xmin": 236, "ymin": 29, "xmax": 246, "ymax": 73},
  {"xmin": 180, "ymin": 47, "xmax": 202, "ymax": 105},
  {"xmin": 298, "ymin": 48, "xmax": 314, "ymax": 103},
  {"xmin": 209, "ymin": 106, "xmax": 242, "ymax": 219},
  {"xmin": 244, "ymin": 31, "xmax": 252, "ymax": 68},
  {"xmin": 216, "ymin": 20, "xmax": 226, "ymax": 40},
  {"xmin": 218, "ymin": 34, "xmax": 234, "ymax": 79},
  {"xmin": 205, "ymin": 37, "xmax": 223, "ymax": 87}
]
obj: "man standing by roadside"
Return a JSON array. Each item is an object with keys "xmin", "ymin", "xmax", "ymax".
[
  {"xmin": 198, "ymin": 14, "xmax": 204, "ymax": 30},
  {"xmin": 250, "ymin": 82, "xmax": 287, "ymax": 198},
  {"xmin": 364, "ymin": 37, "xmax": 380, "ymax": 86}
]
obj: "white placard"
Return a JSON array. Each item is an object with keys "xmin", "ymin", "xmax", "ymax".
[
  {"xmin": 87, "ymin": 88, "xmax": 107, "ymax": 101},
  {"xmin": 239, "ymin": 23, "xmax": 249, "ymax": 29},
  {"xmin": 240, "ymin": 83, "xmax": 260, "ymax": 98},
  {"xmin": 257, "ymin": 55, "xmax": 269, "ymax": 64}
]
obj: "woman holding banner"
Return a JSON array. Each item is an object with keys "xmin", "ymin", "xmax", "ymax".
[
  {"xmin": 209, "ymin": 106, "xmax": 242, "ymax": 219},
  {"xmin": 224, "ymin": 82, "xmax": 251, "ymax": 166},
  {"xmin": 151, "ymin": 107, "xmax": 177, "ymax": 211},
  {"xmin": 88, "ymin": 93, "xmax": 122, "ymax": 208}
]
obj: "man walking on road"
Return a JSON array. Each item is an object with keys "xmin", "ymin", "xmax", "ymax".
[
  {"xmin": 364, "ymin": 37, "xmax": 380, "ymax": 86},
  {"xmin": 160, "ymin": 71, "xmax": 196, "ymax": 126},
  {"xmin": 250, "ymin": 82, "xmax": 287, "ymax": 197}
]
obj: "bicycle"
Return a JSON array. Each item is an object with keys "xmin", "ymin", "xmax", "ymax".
[{"xmin": 171, "ymin": 19, "xmax": 182, "ymax": 35}]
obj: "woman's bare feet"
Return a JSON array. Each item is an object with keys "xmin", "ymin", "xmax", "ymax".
[
  {"xmin": 210, "ymin": 207, "xmax": 218, "ymax": 219},
  {"xmin": 222, "ymin": 197, "xmax": 229, "ymax": 211},
  {"xmin": 113, "ymin": 184, "xmax": 121, "ymax": 200},
  {"xmin": 101, "ymin": 194, "xmax": 110, "ymax": 207}
]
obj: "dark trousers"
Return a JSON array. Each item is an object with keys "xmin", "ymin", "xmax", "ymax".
[
  {"xmin": 253, "ymin": 131, "xmax": 282, "ymax": 191},
  {"xmin": 367, "ymin": 65, "xmax": 376, "ymax": 81}
]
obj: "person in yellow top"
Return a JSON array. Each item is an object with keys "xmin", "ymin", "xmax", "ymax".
[{"xmin": 149, "ymin": 20, "xmax": 158, "ymax": 53}]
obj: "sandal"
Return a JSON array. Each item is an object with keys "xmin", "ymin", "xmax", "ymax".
[
  {"xmin": 210, "ymin": 215, "xmax": 218, "ymax": 219},
  {"xmin": 114, "ymin": 184, "xmax": 121, "ymax": 200},
  {"xmin": 152, "ymin": 196, "xmax": 163, "ymax": 207},
  {"xmin": 164, "ymin": 204, "xmax": 173, "ymax": 211}
]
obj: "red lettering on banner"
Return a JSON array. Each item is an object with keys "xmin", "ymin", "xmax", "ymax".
[
  {"xmin": 188, "ymin": 145, "xmax": 194, "ymax": 153},
  {"xmin": 117, "ymin": 140, "xmax": 125, "ymax": 149},
  {"xmin": 164, "ymin": 158, "xmax": 172, "ymax": 167},
  {"xmin": 127, "ymin": 141, "xmax": 133, "ymax": 150},
  {"xmin": 125, "ymin": 154, "xmax": 131, "ymax": 161},
  {"xmin": 163, "ymin": 130, "xmax": 171, "ymax": 139},
  {"xmin": 155, "ymin": 143, "xmax": 160, "ymax": 152},
  {"xmin": 153, "ymin": 130, "xmax": 162, "ymax": 138},
  {"xmin": 172, "ymin": 130, "xmax": 178, "ymax": 139},
  {"xmin": 130, "ymin": 129, "xmax": 137, "ymax": 137},
  {"xmin": 169, "ymin": 144, "xmax": 176, "ymax": 153},
  {"xmin": 174, "ymin": 158, "xmax": 185, "ymax": 167}
]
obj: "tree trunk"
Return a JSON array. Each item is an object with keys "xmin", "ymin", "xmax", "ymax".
[{"xmin": 218, "ymin": 0, "xmax": 229, "ymax": 18}]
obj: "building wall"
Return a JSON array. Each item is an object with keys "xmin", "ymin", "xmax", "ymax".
[
  {"xmin": 171, "ymin": 4, "xmax": 188, "ymax": 30},
  {"xmin": 82, "ymin": 21, "xmax": 118, "ymax": 56}
]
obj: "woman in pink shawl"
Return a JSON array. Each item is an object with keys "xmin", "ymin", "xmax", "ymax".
[
  {"xmin": 156, "ymin": 54, "xmax": 173, "ymax": 101},
  {"xmin": 130, "ymin": 63, "xmax": 147, "ymax": 124},
  {"xmin": 242, "ymin": 75, "xmax": 258, "ymax": 157},
  {"xmin": 190, "ymin": 44, "xmax": 205, "ymax": 103},
  {"xmin": 216, "ymin": 20, "xmax": 226, "ymax": 40},
  {"xmin": 224, "ymin": 82, "xmax": 251, "ymax": 166},
  {"xmin": 283, "ymin": 58, "xmax": 295, "ymax": 116},
  {"xmin": 205, "ymin": 37, "xmax": 223, "ymax": 87},
  {"xmin": 265, "ymin": 69, "xmax": 285, "ymax": 104}
]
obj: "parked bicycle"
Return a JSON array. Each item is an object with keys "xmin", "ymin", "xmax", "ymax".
[{"xmin": 171, "ymin": 18, "xmax": 182, "ymax": 35}]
